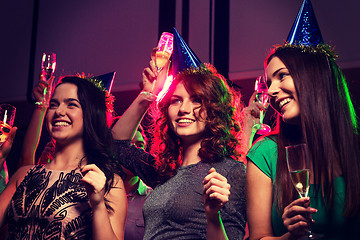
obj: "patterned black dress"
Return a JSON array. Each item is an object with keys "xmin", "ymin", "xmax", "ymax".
[{"xmin": 7, "ymin": 165, "xmax": 93, "ymax": 240}]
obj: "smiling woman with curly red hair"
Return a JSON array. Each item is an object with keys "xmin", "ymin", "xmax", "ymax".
[
  {"xmin": 150, "ymin": 64, "xmax": 243, "ymax": 181},
  {"xmin": 112, "ymin": 59, "xmax": 247, "ymax": 240}
]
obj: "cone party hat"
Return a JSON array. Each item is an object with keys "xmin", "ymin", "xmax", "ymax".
[
  {"xmin": 172, "ymin": 28, "xmax": 203, "ymax": 76},
  {"xmin": 286, "ymin": 0, "xmax": 324, "ymax": 46},
  {"xmin": 95, "ymin": 71, "xmax": 116, "ymax": 93}
]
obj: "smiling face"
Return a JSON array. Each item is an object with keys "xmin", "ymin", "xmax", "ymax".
[
  {"xmin": 266, "ymin": 56, "xmax": 301, "ymax": 125},
  {"xmin": 167, "ymin": 82, "xmax": 207, "ymax": 143},
  {"xmin": 46, "ymin": 83, "xmax": 84, "ymax": 145}
]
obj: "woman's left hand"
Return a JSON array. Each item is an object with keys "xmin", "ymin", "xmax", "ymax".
[
  {"xmin": 282, "ymin": 197, "xmax": 317, "ymax": 239},
  {"xmin": 202, "ymin": 168, "xmax": 231, "ymax": 217},
  {"xmin": 141, "ymin": 47, "xmax": 170, "ymax": 95},
  {"xmin": 33, "ymin": 74, "xmax": 55, "ymax": 108},
  {"xmin": 81, "ymin": 164, "xmax": 107, "ymax": 209},
  {"xmin": 243, "ymin": 91, "xmax": 266, "ymax": 131}
]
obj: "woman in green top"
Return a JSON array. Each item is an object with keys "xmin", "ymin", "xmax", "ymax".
[
  {"xmin": 247, "ymin": 0, "xmax": 360, "ymax": 238},
  {"xmin": 246, "ymin": 43, "xmax": 360, "ymax": 239}
]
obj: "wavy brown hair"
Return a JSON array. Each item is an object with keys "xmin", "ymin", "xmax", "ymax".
[{"xmin": 149, "ymin": 64, "xmax": 244, "ymax": 182}]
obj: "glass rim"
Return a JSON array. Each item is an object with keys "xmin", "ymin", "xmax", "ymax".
[{"xmin": 0, "ymin": 103, "xmax": 16, "ymax": 110}]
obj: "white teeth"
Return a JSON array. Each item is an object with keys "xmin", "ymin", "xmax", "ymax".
[
  {"xmin": 54, "ymin": 122, "xmax": 70, "ymax": 127},
  {"xmin": 177, "ymin": 119, "xmax": 194, "ymax": 123},
  {"xmin": 279, "ymin": 98, "xmax": 291, "ymax": 108}
]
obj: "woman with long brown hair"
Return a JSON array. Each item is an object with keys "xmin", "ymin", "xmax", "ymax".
[
  {"xmin": 246, "ymin": 1, "xmax": 360, "ymax": 238},
  {"xmin": 0, "ymin": 76, "xmax": 127, "ymax": 239}
]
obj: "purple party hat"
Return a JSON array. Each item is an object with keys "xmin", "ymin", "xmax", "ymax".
[
  {"xmin": 95, "ymin": 71, "xmax": 116, "ymax": 93},
  {"xmin": 286, "ymin": 0, "xmax": 324, "ymax": 46},
  {"xmin": 172, "ymin": 28, "xmax": 203, "ymax": 76}
]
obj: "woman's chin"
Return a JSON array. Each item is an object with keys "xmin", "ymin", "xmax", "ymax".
[{"xmin": 282, "ymin": 114, "xmax": 301, "ymax": 126}]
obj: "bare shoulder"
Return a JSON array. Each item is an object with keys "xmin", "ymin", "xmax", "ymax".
[
  {"xmin": 106, "ymin": 174, "xmax": 127, "ymax": 213},
  {"xmin": 111, "ymin": 174, "xmax": 125, "ymax": 191},
  {"xmin": 8, "ymin": 165, "xmax": 35, "ymax": 187},
  {"xmin": 106, "ymin": 174, "xmax": 126, "ymax": 204}
]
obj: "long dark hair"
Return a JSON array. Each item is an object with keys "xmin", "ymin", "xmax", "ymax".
[
  {"xmin": 54, "ymin": 76, "xmax": 122, "ymax": 199},
  {"xmin": 266, "ymin": 46, "xmax": 360, "ymax": 217},
  {"xmin": 149, "ymin": 64, "xmax": 243, "ymax": 182}
]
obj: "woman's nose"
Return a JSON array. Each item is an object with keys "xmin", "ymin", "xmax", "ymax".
[
  {"xmin": 179, "ymin": 100, "xmax": 192, "ymax": 114},
  {"xmin": 55, "ymin": 105, "xmax": 66, "ymax": 116}
]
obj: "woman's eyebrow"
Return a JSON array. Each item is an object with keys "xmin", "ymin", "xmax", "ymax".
[
  {"xmin": 64, "ymin": 98, "xmax": 80, "ymax": 103},
  {"xmin": 272, "ymin": 67, "xmax": 286, "ymax": 77}
]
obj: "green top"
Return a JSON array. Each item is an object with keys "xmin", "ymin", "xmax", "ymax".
[
  {"xmin": 247, "ymin": 137, "xmax": 360, "ymax": 239},
  {"xmin": 0, "ymin": 163, "xmax": 8, "ymax": 193}
]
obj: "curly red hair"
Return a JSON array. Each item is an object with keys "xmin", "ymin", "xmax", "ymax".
[{"xmin": 149, "ymin": 64, "xmax": 244, "ymax": 181}]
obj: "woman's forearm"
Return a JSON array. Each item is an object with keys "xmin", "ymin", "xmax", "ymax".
[
  {"xmin": 112, "ymin": 92, "xmax": 155, "ymax": 140},
  {"xmin": 206, "ymin": 212, "xmax": 229, "ymax": 240},
  {"xmin": 18, "ymin": 107, "xmax": 47, "ymax": 167}
]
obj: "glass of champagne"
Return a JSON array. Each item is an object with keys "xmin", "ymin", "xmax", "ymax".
[
  {"xmin": 40, "ymin": 52, "xmax": 56, "ymax": 105},
  {"xmin": 285, "ymin": 144, "xmax": 322, "ymax": 239},
  {"xmin": 41, "ymin": 52, "xmax": 56, "ymax": 81},
  {"xmin": 155, "ymin": 32, "xmax": 173, "ymax": 72},
  {"xmin": 254, "ymin": 75, "xmax": 271, "ymax": 135},
  {"xmin": 0, "ymin": 104, "xmax": 16, "ymax": 147}
]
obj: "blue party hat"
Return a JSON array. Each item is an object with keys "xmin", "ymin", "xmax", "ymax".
[
  {"xmin": 95, "ymin": 72, "xmax": 116, "ymax": 93},
  {"xmin": 287, "ymin": 0, "xmax": 324, "ymax": 46},
  {"xmin": 172, "ymin": 28, "xmax": 203, "ymax": 76}
]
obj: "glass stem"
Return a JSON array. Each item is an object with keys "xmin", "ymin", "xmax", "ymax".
[
  {"xmin": 42, "ymin": 87, "xmax": 48, "ymax": 105},
  {"xmin": 151, "ymin": 79, "xmax": 157, "ymax": 93},
  {"xmin": 259, "ymin": 110, "xmax": 265, "ymax": 124}
]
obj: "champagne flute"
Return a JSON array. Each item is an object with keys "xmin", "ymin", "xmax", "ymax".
[
  {"xmin": 285, "ymin": 144, "xmax": 322, "ymax": 239},
  {"xmin": 155, "ymin": 32, "xmax": 173, "ymax": 72},
  {"xmin": 40, "ymin": 52, "xmax": 56, "ymax": 105},
  {"xmin": 0, "ymin": 104, "xmax": 16, "ymax": 147},
  {"xmin": 41, "ymin": 52, "xmax": 56, "ymax": 81},
  {"xmin": 253, "ymin": 75, "xmax": 271, "ymax": 135},
  {"xmin": 151, "ymin": 32, "xmax": 173, "ymax": 93}
]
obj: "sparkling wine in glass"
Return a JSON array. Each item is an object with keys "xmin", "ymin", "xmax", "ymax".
[
  {"xmin": 286, "ymin": 144, "xmax": 322, "ymax": 239},
  {"xmin": 286, "ymin": 144, "xmax": 310, "ymax": 198},
  {"xmin": 41, "ymin": 52, "xmax": 56, "ymax": 81},
  {"xmin": 155, "ymin": 32, "xmax": 173, "ymax": 71},
  {"xmin": 0, "ymin": 104, "xmax": 16, "ymax": 147},
  {"xmin": 254, "ymin": 75, "xmax": 271, "ymax": 135},
  {"xmin": 40, "ymin": 52, "xmax": 56, "ymax": 105}
]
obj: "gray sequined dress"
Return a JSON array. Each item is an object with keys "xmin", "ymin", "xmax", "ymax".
[{"xmin": 115, "ymin": 140, "xmax": 246, "ymax": 240}]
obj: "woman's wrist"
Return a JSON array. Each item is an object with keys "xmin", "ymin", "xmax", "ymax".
[
  {"xmin": 34, "ymin": 101, "xmax": 49, "ymax": 111},
  {"xmin": 206, "ymin": 210, "xmax": 222, "ymax": 226},
  {"xmin": 136, "ymin": 91, "xmax": 156, "ymax": 109}
]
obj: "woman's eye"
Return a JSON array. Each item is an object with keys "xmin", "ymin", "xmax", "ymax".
[
  {"xmin": 192, "ymin": 98, "xmax": 202, "ymax": 104},
  {"xmin": 170, "ymin": 98, "xmax": 181, "ymax": 105},
  {"xmin": 49, "ymin": 102, "xmax": 57, "ymax": 108},
  {"xmin": 68, "ymin": 102, "xmax": 79, "ymax": 107},
  {"xmin": 279, "ymin": 72, "xmax": 290, "ymax": 80}
]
